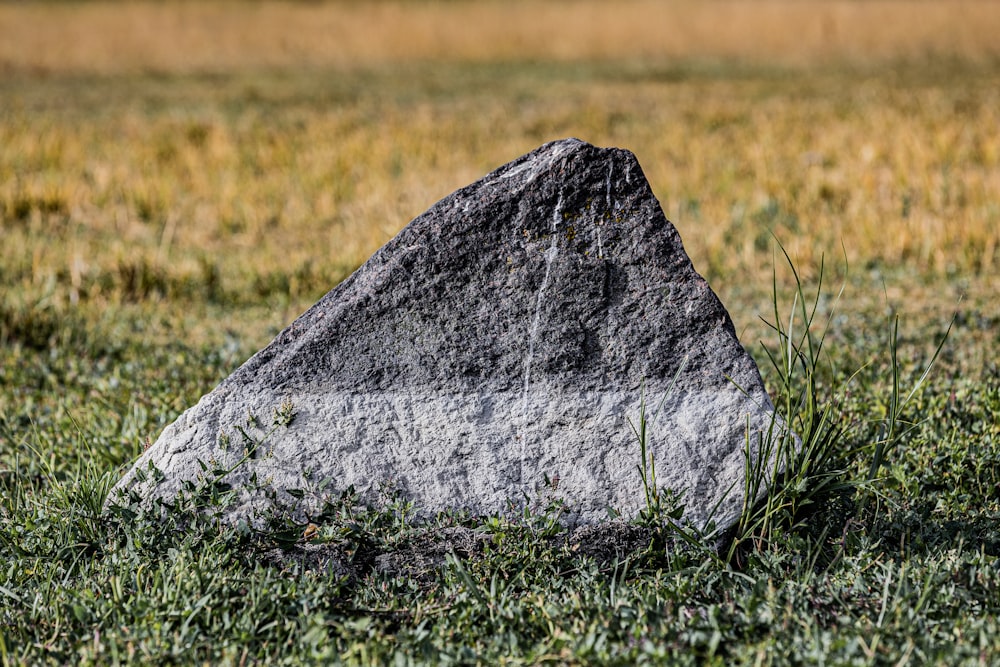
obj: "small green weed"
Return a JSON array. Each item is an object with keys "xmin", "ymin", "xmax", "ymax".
[{"xmin": 630, "ymin": 357, "xmax": 689, "ymax": 527}]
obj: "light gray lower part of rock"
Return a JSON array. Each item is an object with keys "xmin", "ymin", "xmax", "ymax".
[{"xmin": 117, "ymin": 384, "xmax": 780, "ymax": 530}]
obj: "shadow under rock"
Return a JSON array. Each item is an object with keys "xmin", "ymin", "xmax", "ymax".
[{"xmin": 261, "ymin": 520, "xmax": 666, "ymax": 588}]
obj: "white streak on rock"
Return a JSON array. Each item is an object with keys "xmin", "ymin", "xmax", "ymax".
[{"xmin": 520, "ymin": 193, "xmax": 562, "ymax": 481}]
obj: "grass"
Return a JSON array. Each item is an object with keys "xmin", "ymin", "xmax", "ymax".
[
  {"xmin": 3, "ymin": 1, "xmax": 1000, "ymax": 664},
  {"xmin": 2, "ymin": 262, "xmax": 997, "ymax": 664},
  {"xmin": 4, "ymin": 60, "xmax": 999, "ymax": 315},
  {"xmin": 4, "ymin": 0, "xmax": 1000, "ymax": 74}
]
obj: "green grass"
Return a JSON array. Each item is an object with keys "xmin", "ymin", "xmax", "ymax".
[
  {"xmin": 2, "ymin": 54, "xmax": 999, "ymax": 665},
  {"xmin": 3, "ymin": 244, "xmax": 997, "ymax": 665}
]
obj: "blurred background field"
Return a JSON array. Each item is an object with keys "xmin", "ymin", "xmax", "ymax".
[
  {"xmin": 2, "ymin": 0, "xmax": 998, "ymax": 457},
  {"xmin": 5, "ymin": 0, "xmax": 1000, "ymax": 73}
]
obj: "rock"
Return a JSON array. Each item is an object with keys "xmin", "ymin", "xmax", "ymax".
[{"xmin": 111, "ymin": 138, "xmax": 788, "ymax": 532}]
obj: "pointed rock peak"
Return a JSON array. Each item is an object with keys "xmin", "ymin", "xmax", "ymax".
[{"xmin": 112, "ymin": 139, "xmax": 787, "ymax": 531}]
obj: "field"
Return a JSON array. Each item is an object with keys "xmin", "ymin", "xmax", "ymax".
[{"xmin": 2, "ymin": 1, "xmax": 999, "ymax": 664}]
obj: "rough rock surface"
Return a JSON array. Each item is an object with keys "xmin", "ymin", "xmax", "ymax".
[{"xmin": 112, "ymin": 138, "xmax": 786, "ymax": 531}]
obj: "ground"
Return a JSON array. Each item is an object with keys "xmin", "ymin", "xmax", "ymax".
[{"xmin": 1, "ymin": 2, "xmax": 999, "ymax": 664}]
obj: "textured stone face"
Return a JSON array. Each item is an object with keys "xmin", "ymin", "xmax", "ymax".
[{"xmin": 111, "ymin": 138, "xmax": 785, "ymax": 530}]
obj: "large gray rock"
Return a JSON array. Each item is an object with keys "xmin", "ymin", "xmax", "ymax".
[{"xmin": 112, "ymin": 138, "xmax": 786, "ymax": 531}]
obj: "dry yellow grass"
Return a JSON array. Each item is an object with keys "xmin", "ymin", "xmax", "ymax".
[
  {"xmin": 2, "ymin": 1, "xmax": 998, "ymax": 349},
  {"xmin": 2, "ymin": 0, "xmax": 1000, "ymax": 75}
]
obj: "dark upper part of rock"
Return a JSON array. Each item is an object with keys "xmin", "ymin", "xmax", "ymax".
[{"xmin": 237, "ymin": 138, "xmax": 754, "ymax": 396}]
